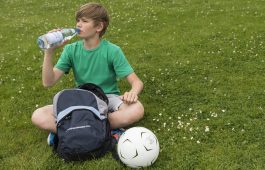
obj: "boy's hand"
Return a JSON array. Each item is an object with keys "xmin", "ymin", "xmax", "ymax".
[
  {"xmin": 120, "ymin": 91, "xmax": 138, "ymax": 105},
  {"xmin": 44, "ymin": 29, "xmax": 69, "ymax": 54}
]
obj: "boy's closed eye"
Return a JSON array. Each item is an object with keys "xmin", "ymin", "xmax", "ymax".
[
  {"xmin": 82, "ymin": 19, "xmax": 88, "ymax": 23},
  {"xmin": 76, "ymin": 18, "xmax": 88, "ymax": 23}
]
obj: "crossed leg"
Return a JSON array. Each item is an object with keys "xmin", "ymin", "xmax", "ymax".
[
  {"xmin": 31, "ymin": 101, "xmax": 144, "ymax": 132},
  {"xmin": 31, "ymin": 105, "xmax": 56, "ymax": 133},
  {"xmin": 108, "ymin": 101, "xmax": 144, "ymax": 129}
]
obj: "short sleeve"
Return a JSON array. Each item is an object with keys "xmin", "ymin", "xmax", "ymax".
[
  {"xmin": 113, "ymin": 48, "xmax": 134, "ymax": 78},
  {"xmin": 55, "ymin": 45, "xmax": 72, "ymax": 74}
]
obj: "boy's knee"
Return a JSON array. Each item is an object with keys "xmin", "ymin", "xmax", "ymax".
[
  {"xmin": 31, "ymin": 106, "xmax": 56, "ymax": 132},
  {"xmin": 31, "ymin": 106, "xmax": 52, "ymax": 126},
  {"xmin": 124, "ymin": 101, "xmax": 144, "ymax": 125},
  {"xmin": 31, "ymin": 108, "xmax": 43, "ymax": 125},
  {"xmin": 135, "ymin": 101, "xmax": 144, "ymax": 120}
]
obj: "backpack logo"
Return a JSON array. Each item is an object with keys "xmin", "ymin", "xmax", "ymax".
[{"xmin": 66, "ymin": 125, "xmax": 91, "ymax": 132}]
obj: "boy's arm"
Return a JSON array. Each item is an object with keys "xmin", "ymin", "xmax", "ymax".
[
  {"xmin": 120, "ymin": 72, "xmax": 144, "ymax": 104},
  {"xmin": 42, "ymin": 49, "xmax": 64, "ymax": 87},
  {"xmin": 41, "ymin": 30, "xmax": 69, "ymax": 87}
]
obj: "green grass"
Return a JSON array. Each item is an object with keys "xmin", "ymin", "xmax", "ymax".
[{"xmin": 1, "ymin": 0, "xmax": 265, "ymax": 169}]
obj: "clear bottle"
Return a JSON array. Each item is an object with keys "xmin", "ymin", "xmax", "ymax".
[{"xmin": 37, "ymin": 28, "xmax": 80, "ymax": 49}]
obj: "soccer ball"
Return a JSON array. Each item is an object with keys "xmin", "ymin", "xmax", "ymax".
[{"xmin": 117, "ymin": 127, "xmax": 159, "ymax": 168}]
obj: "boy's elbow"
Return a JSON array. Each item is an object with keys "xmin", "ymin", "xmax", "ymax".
[
  {"xmin": 43, "ymin": 83, "xmax": 52, "ymax": 88},
  {"xmin": 140, "ymin": 80, "xmax": 144, "ymax": 90},
  {"xmin": 42, "ymin": 81, "xmax": 54, "ymax": 88}
]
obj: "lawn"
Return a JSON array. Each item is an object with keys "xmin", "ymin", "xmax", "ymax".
[{"xmin": 1, "ymin": 0, "xmax": 265, "ymax": 169}]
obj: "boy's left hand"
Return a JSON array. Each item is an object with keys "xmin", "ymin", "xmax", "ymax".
[{"xmin": 120, "ymin": 91, "xmax": 138, "ymax": 104}]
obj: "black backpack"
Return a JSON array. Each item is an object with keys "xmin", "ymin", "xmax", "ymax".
[{"xmin": 52, "ymin": 83, "xmax": 115, "ymax": 161}]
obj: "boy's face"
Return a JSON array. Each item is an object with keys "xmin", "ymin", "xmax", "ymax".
[{"xmin": 76, "ymin": 17, "xmax": 103, "ymax": 39}]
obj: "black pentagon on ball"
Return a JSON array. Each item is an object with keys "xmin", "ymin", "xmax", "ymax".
[
  {"xmin": 151, "ymin": 157, "xmax": 157, "ymax": 164},
  {"xmin": 141, "ymin": 132, "xmax": 157, "ymax": 151},
  {"xmin": 123, "ymin": 138, "xmax": 132, "ymax": 143},
  {"xmin": 119, "ymin": 149, "xmax": 138, "ymax": 159},
  {"xmin": 120, "ymin": 139, "xmax": 139, "ymax": 159},
  {"xmin": 144, "ymin": 146, "xmax": 153, "ymax": 151},
  {"xmin": 140, "ymin": 131, "xmax": 147, "ymax": 138},
  {"xmin": 132, "ymin": 149, "xmax": 138, "ymax": 158},
  {"xmin": 119, "ymin": 151, "xmax": 126, "ymax": 159}
]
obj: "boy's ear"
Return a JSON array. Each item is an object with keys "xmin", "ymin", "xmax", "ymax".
[{"xmin": 96, "ymin": 22, "xmax": 104, "ymax": 33}]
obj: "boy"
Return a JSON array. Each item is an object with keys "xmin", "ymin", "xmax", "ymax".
[{"xmin": 31, "ymin": 3, "xmax": 144, "ymax": 143}]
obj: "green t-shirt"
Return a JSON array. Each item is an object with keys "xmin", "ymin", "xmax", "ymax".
[{"xmin": 55, "ymin": 39, "xmax": 134, "ymax": 95}]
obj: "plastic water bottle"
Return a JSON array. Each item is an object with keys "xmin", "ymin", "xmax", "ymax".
[{"xmin": 37, "ymin": 28, "xmax": 80, "ymax": 49}]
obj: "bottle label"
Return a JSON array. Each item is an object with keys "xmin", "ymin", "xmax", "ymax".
[{"xmin": 45, "ymin": 32, "xmax": 64, "ymax": 44}]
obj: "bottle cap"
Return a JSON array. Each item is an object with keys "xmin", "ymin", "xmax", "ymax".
[{"xmin": 75, "ymin": 28, "xmax": 81, "ymax": 34}]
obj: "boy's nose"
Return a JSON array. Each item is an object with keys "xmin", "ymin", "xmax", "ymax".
[{"xmin": 76, "ymin": 22, "xmax": 82, "ymax": 28}]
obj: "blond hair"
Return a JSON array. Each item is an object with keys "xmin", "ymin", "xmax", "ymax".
[{"xmin": 76, "ymin": 3, "xmax": 109, "ymax": 37}]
